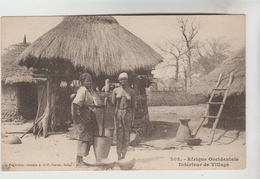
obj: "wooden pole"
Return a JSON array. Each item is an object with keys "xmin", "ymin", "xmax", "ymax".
[
  {"xmin": 191, "ymin": 73, "xmax": 223, "ymax": 137},
  {"xmin": 33, "ymin": 82, "xmax": 47, "ymax": 134},
  {"xmin": 208, "ymin": 72, "xmax": 234, "ymax": 145},
  {"xmin": 42, "ymin": 78, "xmax": 51, "ymax": 137},
  {"xmin": 102, "ymin": 79, "xmax": 110, "ymax": 137},
  {"xmin": 20, "ymin": 114, "xmax": 45, "ymax": 138},
  {"xmin": 50, "ymin": 79, "xmax": 58, "ymax": 132}
]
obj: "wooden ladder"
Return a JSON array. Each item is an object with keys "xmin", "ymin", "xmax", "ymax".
[{"xmin": 191, "ymin": 72, "xmax": 234, "ymax": 145}]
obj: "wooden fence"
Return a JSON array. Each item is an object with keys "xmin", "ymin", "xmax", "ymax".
[{"xmin": 146, "ymin": 91, "xmax": 207, "ymax": 106}]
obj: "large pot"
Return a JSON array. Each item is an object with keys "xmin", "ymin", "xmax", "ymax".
[
  {"xmin": 175, "ymin": 118, "xmax": 191, "ymax": 142},
  {"xmin": 93, "ymin": 136, "xmax": 112, "ymax": 161},
  {"xmin": 130, "ymin": 130, "xmax": 141, "ymax": 146}
]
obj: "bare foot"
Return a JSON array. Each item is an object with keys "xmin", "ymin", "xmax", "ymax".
[{"xmin": 76, "ymin": 161, "xmax": 89, "ymax": 167}]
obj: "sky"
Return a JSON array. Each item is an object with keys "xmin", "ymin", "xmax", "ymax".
[
  {"xmin": 1, "ymin": 15, "xmax": 245, "ymax": 79},
  {"xmin": 1, "ymin": 15, "xmax": 245, "ymax": 53}
]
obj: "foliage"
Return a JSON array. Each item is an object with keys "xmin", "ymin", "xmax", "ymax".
[
  {"xmin": 193, "ymin": 52, "xmax": 228, "ymax": 75},
  {"xmin": 189, "ymin": 47, "xmax": 245, "ymax": 96},
  {"xmin": 193, "ymin": 37, "xmax": 231, "ymax": 75},
  {"xmin": 157, "ymin": 19, "xmax": 232, "ymax": 89}
]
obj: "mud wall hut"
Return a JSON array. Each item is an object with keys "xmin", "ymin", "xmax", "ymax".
[
  {"xmin": 16, "ymin": 16, "xmax": 163, "ymax": 137},
  {"xmin": 1, "ymin": 41, "xmax": 39, "ymax": 122},
  {"xmin": 188, "ymin": 47, "xmax": 246, "ymax": 130}
]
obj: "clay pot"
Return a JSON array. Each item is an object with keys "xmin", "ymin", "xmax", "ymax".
[
  {"xmin": 5, "ymin": 135, "xmax": 22, "ymax": 144},
  {"xmin": 175, "ymin": 118, "xmax": 191, "ymax": 142},
  {"xmin": 130, "ymin": 132, "xmax": 140, "ymax": 146},
  {"xmin": 185, "ymin": 138, "xmax": 202, "ymax": 145},
  {"xmin": 117, "ymin": 158, "xmax": 135, "ymax": 170}
]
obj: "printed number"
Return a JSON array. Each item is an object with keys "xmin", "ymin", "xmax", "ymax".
[{"xmin": 174, "ymin": 157, "xmax": 181, "ymax": 161}]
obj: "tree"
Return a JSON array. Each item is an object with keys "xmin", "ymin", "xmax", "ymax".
[
  {"xmin": 177, "ymin": 16, "xmax": 200, "ymax": 88},
  {"xmin": 194, "ymin": 37, "xmax": 230, "ymax": 75},
  {"xmin": 157, "ymin": 40, "xmax": 186, "ymax": 82},
  {"xmin": 182, "ymin": 66, "xmax": 188, "ymax": 91}
]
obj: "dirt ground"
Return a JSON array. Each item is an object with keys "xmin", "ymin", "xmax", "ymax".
[{"xmin": 1, "ymin": 105, "xmax": 246, "ymax": 171}]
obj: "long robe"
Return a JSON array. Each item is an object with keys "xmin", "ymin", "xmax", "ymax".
[{"xmin": 72, "ymin": 86, "xmax": 102, "ymax": 156}]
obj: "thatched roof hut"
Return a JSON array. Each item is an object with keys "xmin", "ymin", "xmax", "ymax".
[
  {"xmin": 16, "ymin": 16, "xmax": 163, "ymax": 77},
  {"xmin": 15, "ymin": 16, "xmax": 163, "ymax": 137},
  {"xmin": 2, "ymin": 42, "xmax": 34, "ymax": 84},
  {"xmin": 2, "ymin": 41, "xmax": 38, "ymax": 122},
  {"xmin": 188, "ymin": 47, "xmax": 245, "ymax": 97},
  {"xmin": 188, "ymin": 47, "xmax": 246, "ymax": 130}
]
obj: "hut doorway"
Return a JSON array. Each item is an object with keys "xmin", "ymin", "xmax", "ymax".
[{"xmin": 18, "ymin": 83, "xmax": 38, "ymax": 121}]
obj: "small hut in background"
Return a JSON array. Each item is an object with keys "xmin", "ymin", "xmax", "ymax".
[
  {"xmin": 188, "ymin": 47, "xmax": 245, "ymax": 130},
  {"xmin": 16, "ymin": 16, "xmax": 163, "ymax": 137},
  {"xmin": 1, "ymin": 37, "xmax": 38, "ymax": 122}
]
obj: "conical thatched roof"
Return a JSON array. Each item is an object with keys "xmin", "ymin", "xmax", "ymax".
[
  {"xmin": 2, "ymin": 42, "xmax": 34, "ymax": 84},
  {"xmin": 188, "ymin": 47, "xmax": 245, "ymax": 97},
  {"xmin": 16, "ymin": 16, "xmax": 163, "ymax": 76}
]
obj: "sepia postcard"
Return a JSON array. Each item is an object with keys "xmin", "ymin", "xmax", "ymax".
[{"xmin": 1, "ymin": 14, "xmax": 246, "ymax": 171}]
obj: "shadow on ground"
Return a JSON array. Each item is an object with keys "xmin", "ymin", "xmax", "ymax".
[
  {"xmin": 143, "ymin": 121, "xmax": 179, "ymax": 142},
  {"xmin": 213, "ymin": 130, "xmax": 244, "ymax": 145}
]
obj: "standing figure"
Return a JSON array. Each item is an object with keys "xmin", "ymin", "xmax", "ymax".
[
  {"xmin": 71, "ymin": 73, "xmax": 103, "ymax": 167},
  {"xmin": 109, "ymin": 72, "xmax": 136, "ymax": 160}
]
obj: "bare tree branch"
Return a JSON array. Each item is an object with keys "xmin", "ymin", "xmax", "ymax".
[
  {"xmin": 176, "ymin": 16, "xmax": 200, "ymax": 88},
  {"xmin": 156, "ymin": 44, "xmax": 178, "ymax": 58},
  {"xmin": 157, "ymin": 40, "xmax": 187, "ymax": 82}
]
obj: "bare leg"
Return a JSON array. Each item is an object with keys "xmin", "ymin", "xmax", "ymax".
[
  {"xmin": 76, "ymin": 156, "xmax": 89, "ymax": 167},
  {"xmin": 118, "ymin": 153, "xmax": 122, "ymax": 160},
  {"xmin": 121, "ymin": 111, "xmax": 131, "ymax": 160},
  {"xmin": 115, "ymin": 115, "xmax": 124, "ymax": 160},
  {"xmin": 76, "ymin": 141, "xmax": 90, "ymax": 167},
  {"xmin": 121, "ymin": 153, "xmax": 126, "ymax": 159}
]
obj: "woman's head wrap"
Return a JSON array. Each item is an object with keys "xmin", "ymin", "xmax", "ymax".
[{"xmin": 118, "ymin": 72, "xmax": 128, "ymax": 80}]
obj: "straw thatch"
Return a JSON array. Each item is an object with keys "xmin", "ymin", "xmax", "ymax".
[
  {"xmin": 188, "ymin": 47, "xmax": 245, "ymax": 97},
  {"xmin": 16, "ymin": 16, "xmax": 163, "ymax": 76},
  {"xmin": 2, "ymin": 42, "xmax": 40, "ymax": 122},
  {"xmin": 2, "ymin": 42, "xmax": 34, "ymax": 84}
]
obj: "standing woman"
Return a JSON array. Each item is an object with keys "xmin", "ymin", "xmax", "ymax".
[
  {"xmin": 71, "ymin": 73, "xmax": 103, "ymax": 166},
  {"xmin": 109, "ymin": 72, "xmax": 135, "ymax": 160}
]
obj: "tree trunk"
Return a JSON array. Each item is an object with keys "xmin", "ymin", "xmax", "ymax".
[
  {"xmin": 184, "ymin": 69, "xmax": 188, "ymax": 91},
  {"xmin": 175, "ymin": 59, "xmax": 179, "ymax": 82},
  {"xmin": 187, "ymin": 51, "xmax": 192, "ymax": 88}
]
